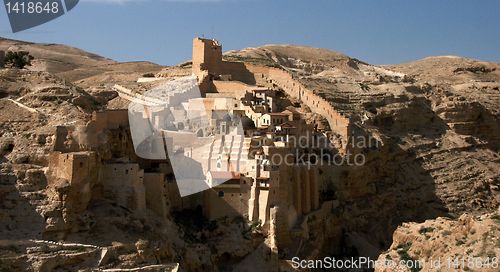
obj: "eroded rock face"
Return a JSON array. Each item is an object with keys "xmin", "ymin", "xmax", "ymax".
[
  {"xmin": 225, "ymin": 46, "xmax": 499, "ymax": 265},
  {"xmin": 0, "ymin": 164, "xmax": 47, "ymax": 240},
  {"xmin": 1, "ymin": 39, "xmax": 499, "ymax": 271},
  {"xmin": 375, "ymin": 210, "xmax": 500, "ymax": 272}
]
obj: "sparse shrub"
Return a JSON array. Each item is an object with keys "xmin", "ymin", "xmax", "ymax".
[
  {"xmin": 396, "ymin": 243, "xmax": 411, "ymax": 250},
  {"xmin": 39, "ymin": 244, "xmax": 51, "ymax": 253},
  {"xmin": 242, "ymin": 219, "xmax": 262, "ymax": 239},
  {"xmin": 486, "ymin": 251, "xmax": 496, "ymax": 258},
  {"xmin": 423, "ymin": 249, "xmax": 432, "ymax": 258},
  {"xmin": 4, "ymin": 51, "xmax": 34, "ymax": 69},
  {"xmin": 249, "ymin": 219, "xmax": 262, "ymax": 233},
  {"xmin": 1, "ymin": 142, "xmax": 14, "ymax": 153},
  {"xmin": 396, "ymin": 243, "xmax": 421, "ymax": 272},
  {"xmin": 418, "ymin": 227, "xmax": 434, "ymax": 235},
  {"xmin": 359, "ymin": 83, "xmax": 370, "ymax": 91},
  {"xmin": 441, "ymin": 230, "xmax": 452, "ymax": 236}
]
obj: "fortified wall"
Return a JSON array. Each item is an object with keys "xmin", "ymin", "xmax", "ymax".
[
  {"xmin": 53, "ymin": 110, "xmax": 130, "ymax": 152},
  {"xmin": 192, "ymin": 38, "xmax": 352, "ymax": 148},
  {"xmin": 92, "ymin": 110, "xmax": 130, "ymax": 132},
  {"xmin": 246, "ymin": 64, "xmax": 352, "ymax": 144}
]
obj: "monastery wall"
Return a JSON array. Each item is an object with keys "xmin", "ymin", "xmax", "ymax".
[
  {"xmin": 203, "ymin": 184, "xmax": 249, "ymax": 220},
  {"xmin": 48, "ymin": 151, "xmax": 98, "ymax": 186},
  {"xmin": 165, "ymin": 179, "xmax": 183, "ymax": 211},
  {"xmin": 245, "ymin": 64, "xmax": 352, "ymax": 144},
  {"xmin": 143, "ymin": 172, "xmax": 168, "ymax": 218},
  {"xmin": 101, "ymin": 163, "xmax": 146, "ymax": 211},
  {"xmin": 212, "ymin": 80, "xmax": 255, "ymax": 98},
  {"xmin": 192, "ymin": 38, "xmax": 352, "ymax": 147},
  {"xmin": 219, "ymin": 61, "xmax": 257, "ymax": 84},
  {"xmin": 92, "ymin": 110, "xmax": 129, "ymax": 132},
  {"xmin": 53, "ymin": 126, "xmax": 69, "ymax": 152},
  {"xmin": 47, "ymin": 152, "xmax": 99, "ymax": 233}
]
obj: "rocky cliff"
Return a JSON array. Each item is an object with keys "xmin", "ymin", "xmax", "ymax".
[
  {"xmin": 225, "ymin": 45, "xmax": 499, "ymax": 266},
  {"xmin": 1, "ymin": 39, "xmax": 499, "ymax": 271}
]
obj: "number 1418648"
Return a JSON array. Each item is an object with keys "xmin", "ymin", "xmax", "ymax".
[{"xmin": 5, "ymin": 1, "xmax": 59, "ymax": 14}]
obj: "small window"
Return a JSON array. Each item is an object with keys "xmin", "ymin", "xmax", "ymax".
[
  {"xmin": 125, "ymin": 170, "xmax": 129, "ymax": 175},
  {"xmin": 218, "ymin": 191, "xmax": 224, "ymax": 197},
  {"xmin": 79, "ymin": 162, "xmax": 84, "ymax": 168}
]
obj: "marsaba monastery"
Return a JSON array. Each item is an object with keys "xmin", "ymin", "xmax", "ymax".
[{"xmin": 44, "ymin": 38, "xmax": 358, "ymax": 257}]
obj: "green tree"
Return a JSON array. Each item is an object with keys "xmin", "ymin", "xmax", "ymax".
[{"xmin": 4, "ymin": 51, "xmax": 34, "ymax": 69}]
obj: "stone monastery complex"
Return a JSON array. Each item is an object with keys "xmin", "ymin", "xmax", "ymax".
[{"xmin": 44, "ymin": 38, "xmax": 356, "ymax": 256}]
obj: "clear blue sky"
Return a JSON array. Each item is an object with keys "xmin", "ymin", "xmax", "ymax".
[{"xmin": 1, "ymin": 0, "xmax": 499, "ymax": 66}]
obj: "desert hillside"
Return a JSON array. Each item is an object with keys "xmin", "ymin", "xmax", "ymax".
[
  {"xmin": 0, "ymin": 37, "xmax": 163, "ymax": 84},
  {"xmin": 224, "ymin": 45, "xmax": 499, "ymax": 266},
  {"xmin": 0, "ymin": 38, "xmax": 498, "ymax": 271}
]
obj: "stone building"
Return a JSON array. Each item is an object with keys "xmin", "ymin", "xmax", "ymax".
[
  {"xmin": 45, "ymin": 110, "xmax": 176, "ymax": 235},
  {"xmin": 189, "ymin": 37, "xmax": 336, "ymax": 248},
  {"xmin": 192, "ymin": 38, "xmax": 223, "ymax": 78},
  {"xmin": 203, "ymin": 171, "xmax": 251, "ymax": 220},
  {"xmin": 258, "ymin": 113, "xmax": 289, "ymax": 128},
  {"xmin": 44, "ymin": 38, "xmax": 339, "ymax": 253},
  {"xmin": 101, "ymin": 163, "xmax": 146, "ymax": 211},
  {"xmin": 47, "ymin": 151, "xmax": 99, "ymax": 233},
  {"xmin": 191, "ymin": 37, "xmax": 353, "ymax": 151}
]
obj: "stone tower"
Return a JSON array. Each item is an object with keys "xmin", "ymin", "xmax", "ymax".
[{"xmin": 192, "ymin": 37, "xmax": 222, "ymax": 78}]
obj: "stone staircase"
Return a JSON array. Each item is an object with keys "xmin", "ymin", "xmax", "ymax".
[{"xmin": 203, "ymin": 135, "xmax": 249, "ymax": 173}]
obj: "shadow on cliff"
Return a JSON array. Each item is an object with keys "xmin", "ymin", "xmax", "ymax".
[
  {"xmin": 331, "ymin": 141, "xmax": 451, "ymax": 264},
  {"xmin": 0, "ymin": 168, "xmax": 46, "ymax": 240},
  {"xmin": 452, "ymin": 101, "xmax": 500, "ymax": 151},
  {"xmin": 330, "ymin": 98, "xmax": 453, "ymax": 262}
]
